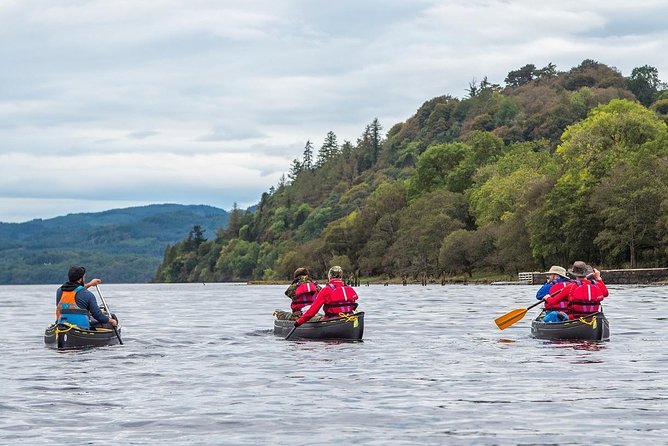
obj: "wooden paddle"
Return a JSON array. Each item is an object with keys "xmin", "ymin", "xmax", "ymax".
[
  {"xmin": 95, "ymin": 285, "xmax": 123, "ymax": 345},
  {"xmin": 495, "ymin": 299, "xmax": 545, "ymax": 330}
]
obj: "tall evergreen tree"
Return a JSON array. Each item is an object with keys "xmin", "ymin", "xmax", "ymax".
[
  {"xmin": 368, "ymin": 118, "xmax": 382, "ymax": 164},
  {"xmin": 288, "ymin": 159, "xmax": 302, "ymax": 181},
  {"xmin": 302, "ymin": 140, "xmax": 314, "ymax": 170},
  {"xmin": 317, "ymin": 131, "xmax": 339, "ymax": 167}
]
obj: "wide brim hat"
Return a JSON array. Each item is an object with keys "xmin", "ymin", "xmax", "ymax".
[
  {"xmin": 568, "ymin": 261, "xmax": 588, "ymax": 278},
  {"xmin": 546, "ymin": 265, "xmax": 568, "ymax": 278}
]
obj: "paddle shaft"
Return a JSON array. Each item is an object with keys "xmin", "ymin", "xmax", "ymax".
[
  {"xmin": 285, "ymin": 325, "xmax": 298, "ymax": 340},
  {"xmin": 526, "ymin": 299, "xmax": 545, "ymax": 311},
  {"xmin": 95, "ymin": 285, "xmax": 123, "ymax": 345},
  {"xmin": 495, "ymin": 294, "xmax": 555, "ymax": 330}
]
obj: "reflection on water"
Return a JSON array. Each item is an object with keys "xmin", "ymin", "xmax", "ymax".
[
  {"xmin": 0, "ymin": 283, "xmax": 666, "ymax": 445},
  {"xmin": 545, "ymin": 340, "xmax": 609, "ymax": 351}
]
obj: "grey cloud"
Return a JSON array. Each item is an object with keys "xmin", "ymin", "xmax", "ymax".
[
  {"xmin": 0, "ymin": 1, "xmax": 667, "ymax": 222},
  {"xmin": 128, "ymin": 130, "xmax": 159, "ymax": 139},
  {"xmin": 197, "ymin": 124, "xmax": 265, "ymax": 142}
]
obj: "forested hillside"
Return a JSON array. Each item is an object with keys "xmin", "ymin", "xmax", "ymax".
[
  {"xmin": 0, "ymin": 204, "xmax": 228, "ymax": 284},
  {"xmin": 156, "ymin": 61, "xmax": 668, "ymax": 283}
]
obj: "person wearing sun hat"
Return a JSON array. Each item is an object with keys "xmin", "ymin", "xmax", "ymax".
[
  {"xmin": 535, "ymin": 265, "xmax": 570, "ymax": 299},
  {"xmin": 535, "ymin": 265, "xmax": 571, "ymax": 323},
  {"xmin": 543, "ymin": 260, "xmax": 609, "ymax": 320}
]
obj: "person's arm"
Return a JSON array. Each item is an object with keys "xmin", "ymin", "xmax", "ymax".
[
  {"xmin": 597, "ymin": 281, "xmax": 608, "ymax": 298},
  {"xmin": 544, "ymin": 283, "xmax": 571, "ymax": 306},
  {"xmin": 594, "ymin": 270, "xmax": 608, "ymax": 297},
  {"xmin": 296, "ymin": 291, "xmax": 326, "ymax": 325},
  {"xmin": 535, "ymin": 282, "xmax": 552, "ymax": 299},
  {"xmin": 84, "ymin": 278, "xmax": 101, "ymax": 289},
  {"xmin": 79, "ymin": 290, "xmax": 111, "ymax": 324}
]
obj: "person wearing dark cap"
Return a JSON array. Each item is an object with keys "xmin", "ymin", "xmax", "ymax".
[
  {"xmin": 55, "ymin": 266, "xmax": 117, "ymax": 329},
  {"xmin": 294, "ymin": 265, "xmax": 359, "ymax": 327},
  {"xmin": 543, "ymin": 261, "xmax": 608, "ymax": 320},
  {"xmin": 274, "ymin": 267, "xmax": 322, "ymax": 321}
]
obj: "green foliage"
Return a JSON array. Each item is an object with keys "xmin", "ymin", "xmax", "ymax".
[
  {"xmin": 410, "ymin": 142, "xmax": 471, "ymax": 195},
  {"xmin": 215, "ymin": 239, "xmax": 260, "ymax": 281},
  {"xmin": 529, "ymin": 99, "xmax": 668, "ymax": 266},
  {"xmin": 387, "ymin": 189, "xmax": 468, "ymax": 277},
  {"xmin": 154, "ymin": 61, "xmax": 668, "ymax": 283},
  {"xmin": 592, "ymin": 159, "xmax": 668, "ymax": 266},
  {"xmin": 626, "ymin": 65, "xmax": 665, "ymax": 106},
  {"xmin": 439, "ymin": 227, "xmax": 496, "ymax": 277},
  {"xmin": 469, "ymin": 142, "xmax": 556, "ymax": 225},
  {"xmin": 650, "ymin": 99, "xmax": 668, "ymax": 124}
]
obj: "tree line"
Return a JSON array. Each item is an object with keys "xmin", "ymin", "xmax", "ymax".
[{"xmin": 155, "ymin": 60, "xmax": 668, "ymax": 283}]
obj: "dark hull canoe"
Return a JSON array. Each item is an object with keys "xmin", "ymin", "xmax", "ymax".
[
  {"xmin": 274, "ymin": 312, "xmax": 364, "ymax": 341},
  {"xmin": 44, "ymin": 324, "xmax": 121, "ymax": 349},
  {"xmin": 531, "ymin": 312, "xmax": 609, "ymax": 341}
]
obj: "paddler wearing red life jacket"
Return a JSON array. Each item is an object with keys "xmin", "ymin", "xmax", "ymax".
[
  {"xmin": 543, "ymin": 261, "xmax": 608, "ymax": 320},
  {"xmin": 284, "ymin": 267, "xmax": 321, "ymax": 319},
  {"xmin": 55, "ymin": 266, "xmax": 118, "ymax": 329},
  {"xmin": 294, "ymin": 265, "xmax": 359, "ymax": 327},
  {"xmin": 536, "ymin": 265, "xmax": 571, "ymax": 322}
]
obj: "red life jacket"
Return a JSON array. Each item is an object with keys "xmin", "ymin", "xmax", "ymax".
[
  {"xmin": 567, "ymin": 279, "xmax": 605, "ymax": 318},
  {"xmin": 544, "ymin": 281, "xmax": 570, "ymax": 311},
  {"xmin": 322, "ymin": 280, "xmax": 358, "ymax": 317},
  {"xmin": 290, "ymin": 281, "xmax": 318, "ymax": 312}
]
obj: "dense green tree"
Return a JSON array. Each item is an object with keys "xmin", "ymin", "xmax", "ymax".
[
  {"xmin": 387, "ymin": 189, "xmax": 467, "ymax": 278},
  {"xmin": 505, "ymin": 64, "xmax": 537, "ymax": 87},
  {"xmin": 215, "ymin": 239, "xmax": 260, "ymax": 280},
  {"xmin": 469, "ymin": 142, "xmax": 556, "ymax": 225},
  {"xmin": 410, "ymin": 142, "xmax": 471, "ymax": 195},
  {"xmin": 438, "ymin": 227, "xmax": 495, "ymax": 277},
  {"xmin": 530, "ymin": 99, "xmax": 668, "ymax": 265},
  {"xmin": 626, "ymin": 65, "xmax": 664, "ymax": 106},
  {"xmin": 591, "ymin": 159, "xmax": 668, "ymax": 266}
]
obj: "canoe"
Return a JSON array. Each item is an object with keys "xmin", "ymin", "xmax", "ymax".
[
  {"xmin": 274, "ymin": 312, "xmax": 364, "ymax": 341},
  {"xmin": 531, "ymin": 312, "xmax": 609, "ymax": 341},
  {"xmin": 44, "ymin": 323, "xmax": 122, "ymax": 349}
]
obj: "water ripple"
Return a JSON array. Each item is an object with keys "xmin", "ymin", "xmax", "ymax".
[{"xmin": 0, "ymin": 283, "xmax": 666, "ymax": 444}]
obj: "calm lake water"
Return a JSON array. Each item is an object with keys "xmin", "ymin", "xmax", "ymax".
[{"xmin": 0, "ymin": 283, "xmax": 665, "ymax": 445}]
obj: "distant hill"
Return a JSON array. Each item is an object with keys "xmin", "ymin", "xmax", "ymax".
[{"xmin": 0, "ymin": 204, "xmax": 229, "ymax": 284}]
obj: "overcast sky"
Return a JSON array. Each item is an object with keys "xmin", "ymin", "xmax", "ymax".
[{"xmin": 1, "ymin": 0, "xmax": 666, "ymax": 223}]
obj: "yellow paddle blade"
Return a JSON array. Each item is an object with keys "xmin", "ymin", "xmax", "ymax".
[{"xmin": 495, "ymin": 308, "xmax": 528, "ymax": 330}]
